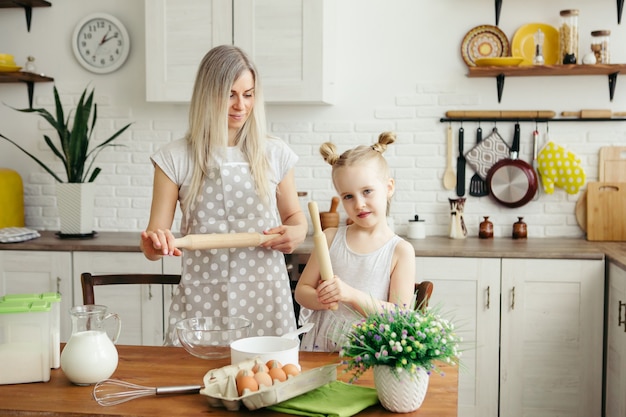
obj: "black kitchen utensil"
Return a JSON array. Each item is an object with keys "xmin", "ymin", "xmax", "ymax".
[
  {"xmin": 486, "ymin": 123, "xmax": 538, "ymax": 208},
  {"xmin": 456, "ymin": 127, "xmax": 465, "ymax": 196},
  {"xmin": 469, "ymin": 126, "xmax": 489, "ymax": 197}
]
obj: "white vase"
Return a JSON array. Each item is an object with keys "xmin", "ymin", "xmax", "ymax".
[
  {"xmin": 55, "ymin": 183, "xmax": 95, "ymax": 235},
  {"xmin": 373, "ymin": 365, "xmax": 430, "ymax": 413}
]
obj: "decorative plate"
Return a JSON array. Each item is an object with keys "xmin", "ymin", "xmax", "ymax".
[
  {"xmin": 0, "ymin": 65, "xmax": 22, "ymax": 73},
  {"xmin": 475, "ymin": 57, "xmax": 524, "ymax": 67},
  {"xmin": 512, "ymin": 23, "xmax": 559, "ymax": 66},
  {"xmin": 461, "ymin": 25, "xmax": 510, "ymax": 67}
]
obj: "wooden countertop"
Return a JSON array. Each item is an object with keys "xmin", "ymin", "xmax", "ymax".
[
  {"xmin": 0, "ymin": 345, "xmax": 458, "ymax": 417},
  {"xmin": 4, "ymin": 230, "xmax": 626, "ymax": 266}
]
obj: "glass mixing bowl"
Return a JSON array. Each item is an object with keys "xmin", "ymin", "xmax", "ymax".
[{"xmin": 176, "ymin": 317, "xmax": 252, "ymax": 359}]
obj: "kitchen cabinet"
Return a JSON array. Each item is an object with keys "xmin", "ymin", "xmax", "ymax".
[
  {"xmin": 418, "ymin": 257, "xmax": 604, "ymax": 417},
  {"xmin": 606, "ymin": 261, "xmax": 626, "ymax": 417},
  {"xmin": 161, "ymin": 255, "xmax": 181, "ymax": 336},
  {"xmin": 0, "ymin": 250, "xmax": 72, "ymax": 341},
  {"xmin": 72, "ymin": 252, "xmax": 167, "ymax": 346},
  {"xmin": 145, "ymin": 0, "xmax": 336, "ymax": 104}
]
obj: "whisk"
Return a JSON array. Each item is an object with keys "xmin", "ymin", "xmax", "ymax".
[{"xmin": 93, "ymin": 379, "xmax": 202, "ymax": 406}]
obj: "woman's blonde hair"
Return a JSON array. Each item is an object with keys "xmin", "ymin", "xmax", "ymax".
[
  {"xmin": 319, "ymin": 131, "xmax": 396, "ymax": 213},
  {"xmin": 183, "ymin": 45, "xmax": 271, "ymax": 218}
]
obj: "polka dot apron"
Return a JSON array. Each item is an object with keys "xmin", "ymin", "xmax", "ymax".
[{"xmin": 165, "ymin": 149, "xmax": 297, "ymax": 345}]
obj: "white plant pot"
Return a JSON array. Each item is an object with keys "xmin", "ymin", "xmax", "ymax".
[
  {"xmin": 55, "ymin": 183, "xmax": 95, "ymax": 235},
  {"xmin": 374, "ymin": 365, "xmax": 430, "ymax": 413}
]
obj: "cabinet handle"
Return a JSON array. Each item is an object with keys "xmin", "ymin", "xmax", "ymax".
[
  {"xmin": 148, "ymin": 284, "xmax": 153, "ymax": 300},
  {"xmin": 56, "ymin": 277, "xmax": 61, "ymax": 295},
  {"xmin": 486, "ymin": 286, "xmax": 490, "ymax": 309},
  {"xmin": 510, "ymin": 286, "xmax": 516, "ymax": 310},
  {"xmin": 619, "ymin": 300, "xmax": 626, "ymax": 333}
]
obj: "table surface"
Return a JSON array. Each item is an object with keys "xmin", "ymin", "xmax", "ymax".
[{"xmin": 0, "ymin": 345, "xmax": 458, "ymax": 417}]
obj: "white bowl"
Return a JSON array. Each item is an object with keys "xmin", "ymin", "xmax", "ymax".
[
  {"xmin": 230, "ymin": 336, "xmax": 300, "ymax": 366},
  {"xmin": 176, "ymin": 317, "xmax": 251, "ymax": 360}
]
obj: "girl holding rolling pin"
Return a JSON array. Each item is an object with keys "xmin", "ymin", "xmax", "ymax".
[
  {"xmin": 140, "ymin": 45, "xmax": 307, "ymax": 346},
  {"xmin": 295, "ymin": 132, "xmax": 416, "ymax": 352}
]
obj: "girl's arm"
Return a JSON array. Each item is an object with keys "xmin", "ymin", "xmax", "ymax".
[
  {"xmin": 262, "ymin": 168, "xmax": 307, "ymax": 254},
  {"xmin": 140, "ymin": 165, "xmax": 182, "ymax": 260}
]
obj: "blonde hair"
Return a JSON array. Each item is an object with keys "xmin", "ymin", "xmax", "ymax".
[
  {"xmin": 319, "ymin": 131, "xmax": 395, "ymax": 213},
  {"xmin": 183, "ymin": 45, "xmax": 271, "ymax": 219}
]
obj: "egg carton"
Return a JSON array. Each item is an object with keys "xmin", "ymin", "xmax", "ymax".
[{"xmin": 199, "ymin": 357, "xmax": 338, "ymax": 411}]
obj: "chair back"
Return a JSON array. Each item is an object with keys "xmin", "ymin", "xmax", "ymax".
[
  {"xmin": 414, "ymin": 281, "xmax": 434, "ymax": 312},
  {"xmin": 81, "ymin": 273, "xmax": 181, "ymax": 305}
]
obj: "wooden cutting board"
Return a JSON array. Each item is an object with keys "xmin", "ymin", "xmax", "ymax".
[
  {"xmin": 575, "ymin": 146, "xmax": 626, "ymax": 233},
  {"xmin": 586, "ymin": 182, "xmax": 626, "ymax": 241}
]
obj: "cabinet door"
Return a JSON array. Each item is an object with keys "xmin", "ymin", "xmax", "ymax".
[
  {"xmin": 416, "ymin": 257, "xmax": 500, "ymax": 417},
  {"xmin": 161, "ymin": 255, "xmax": 182, "ymax": 335},
  {"xmin": 233, "ymin": 0, "xmax": 335, "ymax": 103},
  {"xmin": 0, "ymin": 251, "xmax": 72, "ymax": 341},
  {"xmin": 145, "ymin": 0, "xmax": 233, "ymax": 102},
  {"xmin": 145, "ymin": 0, "xmax": 335, "ymax": 104},
  {"xmin": 500, "ymin": 259, "xmax": 603, "ymax": 417},
  {"xmin": 73, "ymin": 252, "xmax": 164, "ymax": 346},
  {"xmin": 606, "ymin": 262, "xmax": 626, "ymax": 417}
]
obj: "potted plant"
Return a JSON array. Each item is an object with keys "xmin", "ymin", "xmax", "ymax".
[
  {"xmin": 0, "ymin": 85, "xmax": 131, "ymax": 235},
  {"xmin": 339, "ymin": 303, "xmax": 462, "ymax": 413}
]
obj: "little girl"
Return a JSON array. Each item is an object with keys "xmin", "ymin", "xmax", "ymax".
[{"xmin": 295, "ymin": 132, "xmax": 416, "ymax": 352}]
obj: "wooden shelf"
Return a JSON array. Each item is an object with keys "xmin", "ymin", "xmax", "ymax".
[
  {"xmin": 0, "ymin": 71, "xmax": 53, "ymax": 108},
  {"xmin": 467, "ymin": 64, "xmax": 626, "ymax": 102},
  {"xmin": 0, "ymin": 0, "xmax": 51, "ymax": 32}
]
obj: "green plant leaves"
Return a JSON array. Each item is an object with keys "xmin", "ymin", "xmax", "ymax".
[{"xmin": 0, "ymin": 85, "xmax": 132, "ymax": 183}]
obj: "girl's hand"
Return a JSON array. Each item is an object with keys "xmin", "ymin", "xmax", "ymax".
[
  {"xmin": 316, "ymin": 276, "xmax": 343, "ymax": 309},
  {"xmin": 141, "ymin": 229, "xmax": 182, "ymax": 258},
  {"xmin": 261, "ymin": 224, "xmax": 306, "ymax": 254}
]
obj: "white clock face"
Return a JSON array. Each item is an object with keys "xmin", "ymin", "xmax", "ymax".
[{"xmin": 72, "ymin": 14, "xmax": 130, "ymax": 74}]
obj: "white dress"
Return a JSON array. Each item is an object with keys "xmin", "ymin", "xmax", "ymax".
[
  {"xmin": 299, "ymin": 226, "xmax": 402, "ymax": 352},
  {"xmin": 151, "ymin": 138, "xmax": 298, "ymax": 345}
]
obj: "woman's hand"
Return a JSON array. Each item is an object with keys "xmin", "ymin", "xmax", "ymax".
[
  {"xmin": 140, "ymin": 229, "xmax": 182, "ymax": 260},
  {"xmin": 261, "ymin": 223, "xmax": 306, "ymax": 254}
]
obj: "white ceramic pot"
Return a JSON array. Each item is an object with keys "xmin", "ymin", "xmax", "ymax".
[
  {"xmin": 229, "ymin": 323, "xmax": 313, "ymax": 366},
  {"xmin": 373, "ymin": 365, "xmax": 429, "ymax": 413}
]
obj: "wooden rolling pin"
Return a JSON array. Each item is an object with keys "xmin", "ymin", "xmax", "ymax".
[
  {"xmin": 174, "ymin": 232, "xmax": 279, "ymax": 250},
  {"xmin": 561, "ymin": 109, "xmax": 626, "ymax": 118},
  {"xmin": 308, "ymin": 201, "xmax": 337, "ymax": 310}
]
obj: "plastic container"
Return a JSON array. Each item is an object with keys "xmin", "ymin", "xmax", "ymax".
[
  {"xmin": 591, "ymin": 30, "xmax": 610, "ymax": 64},
  {"xmin": 559, "ymin": 9, "xmax": 579, "ymax": 64},
  {"xmin": 1, "ymin": 292, "xmax": 61, "ymax": 368},
  {"xmin": 407, "ymin": 215, "xmax": 426, "ymax": 239},
  {"xmin": 0, "ymin": 300, "xmax": 51, "ymax": 384}
]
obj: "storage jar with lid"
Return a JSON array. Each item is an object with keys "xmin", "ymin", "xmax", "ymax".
[
  {"xmin": 407, "ymin": 215, "xmax": 425, "ymax": 239},
  {"xmin": 559, "ymin": 9, "xmax": 579, "ymax": 64},
  {"xmin": 591, "ymin": 30, "xmax": 610, "ymax": 64},
  {"xmin": 479, "ymin": 216, "xmax": 494, "ymax": 239}
]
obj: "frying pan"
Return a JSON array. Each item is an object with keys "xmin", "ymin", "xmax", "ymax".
[{"xmin": 486, "ymin": 123, "xmax": 538, "ymax": 208}]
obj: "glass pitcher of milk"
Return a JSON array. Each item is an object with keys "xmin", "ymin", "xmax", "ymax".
[{"xmin": 60, "ymin": 305, "xmax": 121, "ymax": 385}]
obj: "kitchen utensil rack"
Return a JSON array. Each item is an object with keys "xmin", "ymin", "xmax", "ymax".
[
  {"xmin": 441, "ymin": 117, "xmax": 626, "ymax": 123},
  {"xmin": 492, "ymin": 0, "xmax": 623, "ymax": 25}
]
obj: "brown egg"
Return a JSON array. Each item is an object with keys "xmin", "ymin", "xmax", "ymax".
[
  {"xmin": 282, "ymin": 363, "xmax": 301, "ymax": 377},
  {"xmin": 253, "ymin": 371, "xmax": 273, "ymax": 388},
  {"xmin": 236, "ymin": 375, "xmax": 259, "ymax": 396},
  {"xmin": 266, "ymin": 359, "xmax": 283, "ymax": 369},
  {"xmin": 236, "ymin": 369, "xmax": 254, "ymax": 380},
  {"xmin": 252, "ymin": 362, "xmax": 269, "ymax": 373},
  {"xmin": 268, "ymin": 366, "xmax": 287, "ymax": 383}
]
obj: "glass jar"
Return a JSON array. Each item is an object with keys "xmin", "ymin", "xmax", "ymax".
[
  {"xmin": 479, "ymin": 216, "xmax": 494, "ymax": 239},
  {"xmin": 591, "ymin": 30, "xmax": 610, "ymax": 64},
  {"xmin": 559, "ymin": 9, "xmax": 579, "ymax": 64},
  {"xmin": 512, "ymin": 217, "xmax": 527, "ymax": 239}
]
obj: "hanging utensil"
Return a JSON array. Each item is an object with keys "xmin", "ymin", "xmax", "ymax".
[
  {"xmin": 442, "ymin": 126, "xmax": 456, "ymax": 190},
  {"xmin": 486, "ymin": 123, "xmax": 538, "ymax": 208},
  {"xmin": 468, "ymin": 126, "xmax": 489, "ymax": 197},
  {"xmin": 456, "ymin": 126, "xmax": 466, "ymax": 196},
  {"xmin": 93, "ymin": 379, "xmax": 202, "ymax": 406},
  {"xmin": 532, "ymin": 127, "xmax": 542, "ymax": 200}
]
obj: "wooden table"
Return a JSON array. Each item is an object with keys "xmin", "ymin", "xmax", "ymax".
[{"xmin": 0, "ymin": 345, "xmax": 458, "ymax": 416}]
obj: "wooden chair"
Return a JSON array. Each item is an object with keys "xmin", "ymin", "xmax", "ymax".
[
  {"xmin": 81, "ymin": 273, "xmax": 181, "ymax": 305},
  {"xmin": 414, "ymin": 281, "xmax": 434, "ymax": 312}
]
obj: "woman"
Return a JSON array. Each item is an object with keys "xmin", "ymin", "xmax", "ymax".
[{"xmin": 140, "ymin": 45, "xmax": 307, "ymax": 345}]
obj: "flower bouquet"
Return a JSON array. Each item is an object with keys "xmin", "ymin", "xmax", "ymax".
[{"xmin": 339, "ymin": 303, "xmax": 461, "ymax": 382}]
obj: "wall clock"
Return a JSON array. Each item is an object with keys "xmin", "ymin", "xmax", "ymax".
[{"xmin": 72, "ymin": 13, "xmax": 130, "ymax": 74}]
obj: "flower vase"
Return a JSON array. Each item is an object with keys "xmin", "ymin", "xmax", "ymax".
[
  {"xmin": 373, "ymin": 365, "xmax": 429, "ymax": 413},
  {"xmin": 56, "ymin": 183, "xmax": 95, "ymax": 235}
]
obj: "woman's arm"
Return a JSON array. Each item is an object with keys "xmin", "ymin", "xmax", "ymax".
[
  {"xmin": 140, "ymin": 165, "xmax": 182, "ymax": 260},
  {"xmin": 262, "ymin": 168, "xmax": 307, "ymax": 254}
]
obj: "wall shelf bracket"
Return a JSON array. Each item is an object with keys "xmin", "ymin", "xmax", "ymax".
[
  {"xmin": 619, "ymin": 0, "xmax": 624, "ymax": 23},
  {"xmin": 496, "ymin": 73, "xmax": 505, "ymax": 103},
  {"xmin": 495, "ymin": 0, "xmax": 502, "ymax": 25},
  {"xmin": 609, "ymin": 72, "xmax": 619, "ymax": 101}
]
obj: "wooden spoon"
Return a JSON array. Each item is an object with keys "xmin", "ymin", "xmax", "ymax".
[{"xmin": 443, "ymin": 125, "xmax": 457, "ymax": 190}]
